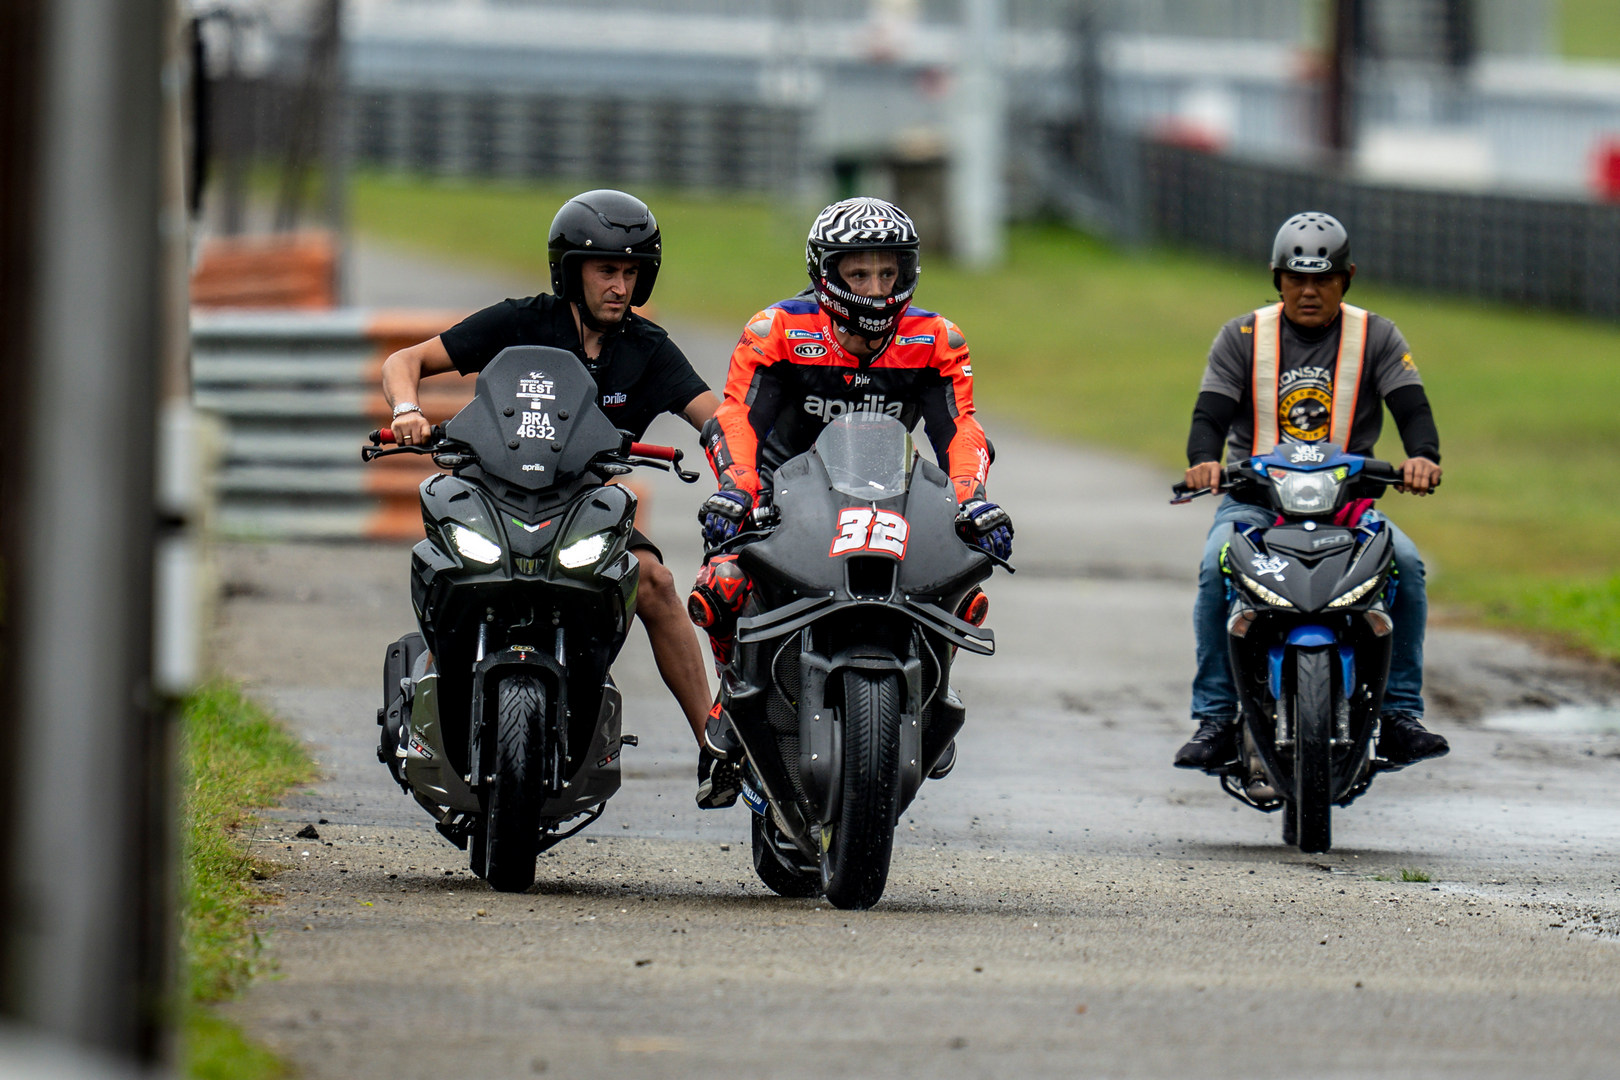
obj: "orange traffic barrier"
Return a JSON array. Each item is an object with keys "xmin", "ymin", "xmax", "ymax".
[
  {"xmin": 361, "ymin": 310, "xmax": 476, "ymax": 541},
  {"xmin": 191, "ymin": 232, "xmax": 339, "ymax": 310}
]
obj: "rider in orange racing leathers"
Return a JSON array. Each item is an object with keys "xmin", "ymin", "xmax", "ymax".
[{"xmin": 688, "ymin": 197, "xmax": 1013, "ymax": 808}]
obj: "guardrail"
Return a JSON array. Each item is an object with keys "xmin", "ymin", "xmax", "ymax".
[
  {"xmin": 192, "ymin": 308, "xmax": 471, "ymax": 540},
  {"xmin": 1139, "ymin": 139, "xmax": 1620, "ymax": 319}
]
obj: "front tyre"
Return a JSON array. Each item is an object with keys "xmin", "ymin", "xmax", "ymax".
[
  {"xmin": 820, "ymin": 669, "xmax": 903, "ymax": 910},
  {"xmin": 1292, "ymin": 650, "xmax": 1334, "ymax": 853},
  {"xmin": 475, "ymin": 674, "xmax": 546, "ymax": 892}
]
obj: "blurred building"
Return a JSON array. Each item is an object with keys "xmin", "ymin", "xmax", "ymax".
[{"xmin": 200, "ymin": 0, "xmax": 1620, "ymax": 313}]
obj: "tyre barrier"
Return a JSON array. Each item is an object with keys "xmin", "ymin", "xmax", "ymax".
[{"xmin": 192, "ymin": 308, "xmax": 473, "ymax": 540}]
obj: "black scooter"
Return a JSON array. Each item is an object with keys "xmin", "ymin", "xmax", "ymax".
[
  {"xmin": 363, "ymin": 345, "xmax": 697, "ymax": 891},
  {"xmin": 1172, "ymin": 441, "xmax": 1424, "ymax": 853},
  {"xmin": 710, "ymin": 413, "xmax": 1006, "ymax": 909}
]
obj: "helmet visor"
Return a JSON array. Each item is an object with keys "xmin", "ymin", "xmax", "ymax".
[{"xmin": 819, "ymin": 248, "xmax": 919, "ymax": 306}]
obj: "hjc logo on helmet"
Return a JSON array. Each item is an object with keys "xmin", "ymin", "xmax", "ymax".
[{"xmin": 1287, "ymin": 256, "xmax": 1333, "ymax": 272}]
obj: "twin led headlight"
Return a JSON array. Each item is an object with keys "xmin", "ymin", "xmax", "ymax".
[
  {"xmin": 445, "ymin": 522, "xmax": 616, "ymax": 571},
  {"xmin": 1235, "ymin": 572, "xmax": 1381, "ymax": 610},
  {"xmin": 446, "ymin": 523, "xmax": 502, "ymax": 566},
  {"xmin": 557, "ymin": 530, "xmax": 612, "ymax": 570},
  {"xmin": 1237, "ymin": 573, "xmax": 1292, "ymax": 608}
]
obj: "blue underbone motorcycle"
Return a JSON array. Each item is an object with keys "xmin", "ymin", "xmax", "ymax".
[{"xmin": 1172, "ymin": 441, "xmax": 1431, "ymax": 853}]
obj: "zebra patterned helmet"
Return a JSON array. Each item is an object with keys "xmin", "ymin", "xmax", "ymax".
[{"xmin": 805, "ymin": 197, "xmax": 920, "ymax": 341}]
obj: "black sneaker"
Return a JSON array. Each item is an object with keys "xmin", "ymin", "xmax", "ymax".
[
  {"xmin": 1174, "ymin": 717, "xmax": 1238, "ymax": 770},
  {"xmin": 696, "ymin": 749, "xmax": 741, "ymax": 810},
  {"xmin": 927, "ymin": 739, "xmax": 957, "ymax": 780},
  {"xmin": 703, "ymin": 698, "xmax": 744, "ymax": 762},
  {"xmin": 1378, "ymin": 715, "xmax": 1449, "ymax": 764}
]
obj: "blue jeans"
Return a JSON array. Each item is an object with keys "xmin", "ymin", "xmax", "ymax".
[{"xmin": 1190, "ymin": 496, "xmax": 1427, "ymax": 724}]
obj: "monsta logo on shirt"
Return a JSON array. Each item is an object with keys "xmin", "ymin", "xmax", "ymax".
[{"xmin": 1277, "ymin": 365, "xmax": 1334, "ymax": 441}]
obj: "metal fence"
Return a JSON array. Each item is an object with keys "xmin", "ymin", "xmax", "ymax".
[
  {"xmin": 192, "ymin": 308, "xmax": 471, "ymax": 539},
  {"xmin": 350, "ymin": 90, "xmax": 809, "ymax": 191},
  {"xmin": 1140, "ymin": 138, "xmax": 1620, "ymax": 318}
]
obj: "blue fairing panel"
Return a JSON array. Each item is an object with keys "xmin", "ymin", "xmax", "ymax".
[{"xmin": 1287, "ymin": 624, "xmax": 1338, "ymax": 648}]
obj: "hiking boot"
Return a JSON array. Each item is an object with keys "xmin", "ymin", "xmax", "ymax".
[
  {"xmin": 927, "ymin": 739, "xmax": 958, "ymax": 780},
  {"xmin": 1174, "ymin": 717, "xmax": 1238, "ymax": 770},
  {"xmin": 696, "ymin": 749, "xmax": 742, "ymax": 810},
  {"xmin": 1378, "ymin": 714, "xmax": 1449, "ymax": 764}
]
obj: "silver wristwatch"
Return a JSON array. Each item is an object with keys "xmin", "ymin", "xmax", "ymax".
[{"xmin": 392, "ymin": 402, "xmax": 423, "ymax": 419}]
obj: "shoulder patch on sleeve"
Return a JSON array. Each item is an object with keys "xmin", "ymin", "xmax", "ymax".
[
  {"xmin": 746, "ymin": 311, "xmax": 776, "ymax": 339},
  {"xmin": 945, "ymin": 321, "xmax": 966, "ymax": 350}
]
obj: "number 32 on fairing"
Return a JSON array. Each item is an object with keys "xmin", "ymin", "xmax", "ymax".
[{"xmin": 830, "ymin": 508, "xmax": 910, "ymax": 558}]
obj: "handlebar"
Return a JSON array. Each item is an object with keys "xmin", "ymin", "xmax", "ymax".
[
  {"xmin": 622, "ymin": 442, "xmax": 699, "ymax": 483},
  {"xmin": 362, "ymin": 428, "xmax": 699, "ymax": 482},
  {"xmin": 1169, "ymin": 457, "xmax": 1431, "ymax": 505}
]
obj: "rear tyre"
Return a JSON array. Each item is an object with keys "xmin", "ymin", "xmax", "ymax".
[
  {"xmin": 820, "ymin": 669, "xmax": 903, "ymax": 910},
  {"xmin": 475, "ymin": 674, "xmax": 546, "ymax": 892},
  {"xmin": 1292, "ymin": 650, "xmax": 1334, "ymax": 854},
  {"xmin": 751, "ymin": 812, "xmax": 819, "ymax": 898}
]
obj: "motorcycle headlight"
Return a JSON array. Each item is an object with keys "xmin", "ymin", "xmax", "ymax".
[
  {"xmin": 446, "ymin": 523, "xmax": 501, "ymax": 566},
  {"xmin": 558, "ymin": 530, "xmax": 612, "ymax": 570},
  {"xmin": 1328, "ymin": 576, "xmax": 1383, "ymax": 608},
  {"xmin": 1237, "ymin": 573, "xmax": 1294, "ymax": 608},
  {"xmin": 1269, "ymin": 468, "xmax": 1342, "ymax": 516}
]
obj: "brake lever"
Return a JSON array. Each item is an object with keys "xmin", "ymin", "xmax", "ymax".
[
  {"xmin": 981, "ymin": 549, "xmax": 1017, "ymax": 574},
  {"xmin": 670, "ymin": 449, "xmax": 700, "ymax": 483},
  {"xmin": 362, "ymin": 444, "xmax": 438, "ymax": 462}
]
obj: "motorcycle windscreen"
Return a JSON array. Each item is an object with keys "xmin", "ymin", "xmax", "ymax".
[
  {"xmin": 813, "ymin": 413, "xmax": 915, "ymax": 501},
  {"xmin": 444, "ymin": 345, "xmax": 625, "ymax": 491}
]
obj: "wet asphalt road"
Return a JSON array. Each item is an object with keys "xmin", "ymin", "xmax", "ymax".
[{"xmin": 214, "ymin": 242, "xmax": 1620, "ymax": 1078}]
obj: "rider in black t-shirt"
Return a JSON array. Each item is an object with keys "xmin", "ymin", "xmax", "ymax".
[{"xmin": 381, "ymin": 189, "xmax": 720, "ymax": 749}]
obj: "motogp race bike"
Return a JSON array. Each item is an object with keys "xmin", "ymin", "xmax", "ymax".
[
  {"xmin": 709, "ymin": 413, "xmax": 1006, "ymax": 909},
  {"xmin": 363, "ymin": 345, "xmax": 698, "ymax": 892},
  {"xmin": 1172, "ymin": 441, "xmax": 1427, "ymax": 854}
]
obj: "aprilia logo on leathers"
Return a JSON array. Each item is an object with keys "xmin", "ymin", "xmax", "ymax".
[{"xmin": 803, "ymin": 394, "xmax": 903, "ymax": 420}]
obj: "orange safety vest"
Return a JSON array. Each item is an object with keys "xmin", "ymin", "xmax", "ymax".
[{"xmin": 1249, "ymin": 301, "xmax": 1369, "ymax": 455}]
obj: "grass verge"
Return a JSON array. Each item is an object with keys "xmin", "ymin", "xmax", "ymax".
[
  {"xmin": 181, "ymin": 681, "xmax": 316, "ymax": 1079},
  {"xmin": 353, "ymin": 174, "xmax": 1620, "ymax": 662}
]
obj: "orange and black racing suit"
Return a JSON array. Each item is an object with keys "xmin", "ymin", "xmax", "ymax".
[{"xmin": 704, "ymin": 294, "xmax": 992, "ymax": 504}]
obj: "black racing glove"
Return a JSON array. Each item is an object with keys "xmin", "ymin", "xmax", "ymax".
[
  {"xmin": 955, "ymin": 500, "xmax": 1013, "ymax": 560},
  {"xmin": 699, "ymin": 490, "xmax": 753, "ymax": 548}
]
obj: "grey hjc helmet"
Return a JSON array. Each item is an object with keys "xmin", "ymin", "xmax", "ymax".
[{"xmin": 1270, "ymin": 212, "xmax": 1351, "ymax": 292}]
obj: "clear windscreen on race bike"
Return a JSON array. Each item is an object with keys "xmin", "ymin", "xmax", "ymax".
[{"xmin": 814, "ymin": 413, "xmax": 915, "ymax": 500}]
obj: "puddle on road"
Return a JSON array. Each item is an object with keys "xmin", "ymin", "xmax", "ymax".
[{"xmin": 1483, "ymin": 704, "xmax": 1620, "ymax": 735}]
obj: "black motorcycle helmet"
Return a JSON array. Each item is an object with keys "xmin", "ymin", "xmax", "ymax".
[
  {"xmin": 1270, "ymin": 211, "xmax": 1351, "ymax": 292},
  {"xmin": 806, "ymin": 196, "xmax": 920, "ymax": 341},
  {"xmin": 548, "ymin": 189, "xmax": 662, "ymax": 309}
]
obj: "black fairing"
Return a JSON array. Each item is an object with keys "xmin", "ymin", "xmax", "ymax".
[
  {"xmin": 740, "ymin": 454, "xmax": 986, "ymax": 606},
  {"xmin": 1224, "ymin": 522, "xmax": 1396, "ymax": 805},
  {"xmin": 444, "ymin": 345, "xmax": 624, "ymax": 495},
  {"xmin": 1228, "ymin": 524, "xmax": 1391, "ymax": 614},
  {"xmin": 726, "ymin": 440, "xmax": 993, "ymax": 861},
  {"xmin": 388, "ymin": 345, "xmax": 642, "ymax": 837}
]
